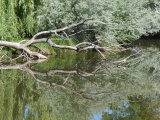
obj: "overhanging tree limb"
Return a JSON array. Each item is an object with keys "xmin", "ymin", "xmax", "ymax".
[{"xmin": 0, "ymin": 18, "xmax": 127, "ymax": 60}]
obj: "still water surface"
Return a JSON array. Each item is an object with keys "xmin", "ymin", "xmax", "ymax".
[{"xmin": 0, "ymin": 39, "xmax": 160, "ymax": 120}]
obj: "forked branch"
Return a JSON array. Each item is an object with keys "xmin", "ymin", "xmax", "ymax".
[{"xmin": 0, "ymin": 18, "xmax": 126, "ymax": 60}]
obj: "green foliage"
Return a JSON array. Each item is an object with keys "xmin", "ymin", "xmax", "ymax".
[
  {"xmin": 1, "ymin": 0, "xmax": 160, "ymax": 44},
  {"xmin": 37, "ymin": 0, "xmax": 160, "ymax": 43},
  {"xmin": 0, "ymin": 0, "xmax": 42, "ymax": 41}
]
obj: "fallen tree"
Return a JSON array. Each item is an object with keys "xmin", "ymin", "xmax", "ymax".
[{"xmin": 0, "ymin": 18, "xmax": 125, "ymax": 60}]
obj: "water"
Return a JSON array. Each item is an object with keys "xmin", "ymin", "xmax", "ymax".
[{"xmin": 0, "ymin": 39, "xmax": 160, "ymax": 120}]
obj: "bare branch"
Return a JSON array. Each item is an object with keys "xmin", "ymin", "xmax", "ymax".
[
  {"xmin": 0, "ymin": 18, "xmax": 127, "ymax": 60},
  {"xmin": 0, "ymin": 41, "xmax": 47, "ymax": 59},
  {"xmin": 94, "ymin": 47, "xmax": 106, "ymax": 59},
  {"xmin": 24, "ymin": 18, "xmax": 94, "ymax": 47}
]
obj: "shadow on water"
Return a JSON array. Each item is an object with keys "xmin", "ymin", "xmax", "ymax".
[
  {"xmin": 0, "ymin": 43, "xmax": 160, "ymax": 120},
  {"xmin": 132, "ymin": 38, "xmax": 160, "ymax": 48}
]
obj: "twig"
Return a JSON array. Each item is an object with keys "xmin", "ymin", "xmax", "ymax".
[
  {"xmin": 63, "ymin": 73, "xmax": 71, "ymax": 84},
  {"xmin": 62, "ymin": 31, "xmax": 70, "ymax": 40},
  {"xmin": 68, "ymin": 29, "xmax": 97, "ymax": 36},
  {"xmin": 112, "ymin": 50, "xmax": 141, "ymax": 64},
  {"xmin": 94, "ymin": 47, "xmax": 106, "ymax": 59}
]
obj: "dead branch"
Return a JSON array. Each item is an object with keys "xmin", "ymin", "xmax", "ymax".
[
  {"xmin": 0, "ymin": 41, "xmax": 47, "ymax": 59},
  {"xmin": 0, "ymin": 18, "xmax": 127, "ymax": 60},
  {"xmin": 24, "ymin": 18, "xmax": 94, "ymax": 47}
]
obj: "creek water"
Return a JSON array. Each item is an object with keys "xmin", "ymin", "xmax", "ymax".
[{"xmin": 0, "ymin": 39, "xmax": 160, "ymax": 120}]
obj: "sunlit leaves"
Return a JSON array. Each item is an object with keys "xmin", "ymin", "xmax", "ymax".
[
  {"xmin": 0, "ymin": 0, "xmax": 41, "ymax": 40},
  {"xmin": 36, "ymin": 0, "xmax": 160, "ymax": 43}
]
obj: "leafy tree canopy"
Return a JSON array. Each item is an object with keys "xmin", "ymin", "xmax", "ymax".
[{"xmin": 1, "ymin": 0, "xmax": 160, "ymax": 43}]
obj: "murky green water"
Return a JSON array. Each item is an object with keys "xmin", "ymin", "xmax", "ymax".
[{"xmin": 1, "ymin": 39, "xmax": 160, "ymax": 120}]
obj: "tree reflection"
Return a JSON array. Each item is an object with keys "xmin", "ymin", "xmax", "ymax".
[{"xmin": 0, "ymin": 52, "xmax": 160, "ymax": 120}]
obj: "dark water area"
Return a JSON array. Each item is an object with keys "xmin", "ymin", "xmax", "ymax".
[
  {"xmin": 132, "ymin": 38, "xmax": 160, "ymax": 48},
  {"xmin": 1, "ymin": 39, "xmax": 160, "ymax": 120}
]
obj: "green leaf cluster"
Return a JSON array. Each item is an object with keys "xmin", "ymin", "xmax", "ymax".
[
  {"xmin": 1, "ymin": 0, "xmax": 160, "ymax": 43},
  {"xmin": 37, "ymin": 0, "xmax": 160, "ymax": 43},
  {"xmin": 0, "ymin": 0, "xmax": 42, "ymax": 41}
]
